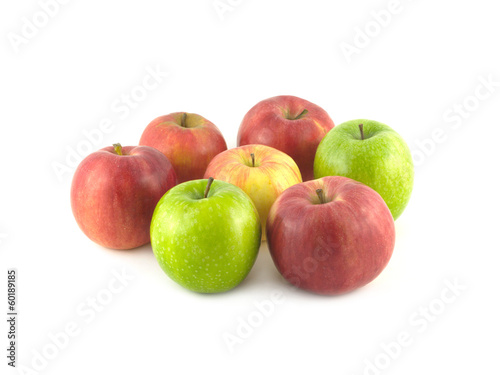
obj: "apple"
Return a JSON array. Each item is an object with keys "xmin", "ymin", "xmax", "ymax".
[
  {"xmin": 237, "ymin": 95, "xmax": 335, "ymax": 180},
  {"xmin": 314, "ymin": 119, "xmax": 414, "ymax": 219},
  {"xmin": 266, "ymin": 176, "xmax": 395, "ymax": 295},
  {"xmin": 71, "ymin": 143, "xmax": 177, "ymax": 249},
  {"xmin": 139, "ymin": 112, "xmax": 227, "ymax": 183},
  {"xmin": 203, "ymin": 144, "xmax": 302, "ymax": 240},
  {"xmin": 151, "ymin": 178, "xmax": 261, "ymax": 293}
]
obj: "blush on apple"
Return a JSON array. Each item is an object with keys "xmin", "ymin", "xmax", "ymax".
[
  {"xmin": 237, "ymin": 95, "xmax": 334, "ymax": 180},
  {"xmin": 140, "ymin": 112, "xmax": 227, "ymax": 183},
  {"xmin": 204, "ymin": 144, "xmax": 302, "ymax": 240},
  {"xmin": 71, "ymin": 143, "xmax": 177, "ymax": 249},
  {"xmin": 266, "ymin": 176, "xmax": 395, "ymax": 295}
]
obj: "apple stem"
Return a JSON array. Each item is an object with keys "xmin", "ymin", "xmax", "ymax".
[
  {"xmin": 204, "ymin": 177, "xmax": 214, "ymax": 198},
  {"xmin": 316, "ymin": 189, "xmax": 326, "ymax": 204},
  {"xmin": 113, "ymin": 143, "xmax": 123, "ymax": 155},
  {"xmin": 181, "ymin": 112, "xmax": 187, "ymax": 127},
  {"xmin": 359, "ymin": 124, "xmax": 364, "ymax": 140},
  {"xmin": 294, "ymin": 109, "xmax": 308, "ymax": 120},
  {"xmin": 250, "ymin": 153, "xmax": 255, "ymax": 167}
]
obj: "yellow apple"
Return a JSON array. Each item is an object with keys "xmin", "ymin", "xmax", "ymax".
[{"xmin": 204, "ymin": 144, "xmax": 302, "ymax": 240}]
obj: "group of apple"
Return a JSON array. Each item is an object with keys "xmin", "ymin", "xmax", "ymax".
[{"xmin": 71, "ymin": 95, "xmax": 414, "ymax": 295}]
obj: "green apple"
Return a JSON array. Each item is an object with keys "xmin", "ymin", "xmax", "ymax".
[
  {"xmin": 151, "ymin": 178, "xmax": 261, "ymax": 293},
  {"xmin": 314, "ymin": 119, "xmax": 414, "ymax": 219}
]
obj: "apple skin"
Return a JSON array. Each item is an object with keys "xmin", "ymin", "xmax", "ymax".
[
  {"xmin": 139, "ymin": 112, "xmax": 227, "ymax": 183},
  {"xmin": 203, "ymin": 144, "xmax": 302, "ymax": 240},
  {"xmin": 151, "ymin": 179, "xmax": 261, "ymax": 293},
  {"xmin": 71, "ymin": 145, "xmax": 177, "ymax": 250},
  {"xmin": 266, "ymin": 176, "xmax": 395, "ymax": 295},
  {"xmin": 237, "ymin": 95, "xmax": 334, "ymax": 181},
  {"xmin": 314, "ymin": 119, "xmax": 414, "ymax": 220}
]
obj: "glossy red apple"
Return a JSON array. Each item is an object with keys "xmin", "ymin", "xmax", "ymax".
[
  {"xmin": 266, "ymin": 176, "xmax": 395, "ymax": 295},
  {"xmin": 139, "ymin": 112, "xmax": 227, "ymax": 183},
  {"xmin": 71, "ymin": 144, "xmax": 177, "ymax": 249},
  {"xmin": 237, "ymin": 95, "xmax": 334, "ymax": 180}
]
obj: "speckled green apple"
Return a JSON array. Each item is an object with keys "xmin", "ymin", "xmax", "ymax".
[
  {"xmin": 314, "ymin": 119, "xmax": 414, "ymax": 219},
  {"xmin": 150, "ymin": 178, "xmax": 261, "ymax": 293}
]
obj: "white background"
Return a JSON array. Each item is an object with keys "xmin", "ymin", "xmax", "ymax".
[{"xmin": 1, "ymin": 1, "xmax": 499, "ymax": 374}]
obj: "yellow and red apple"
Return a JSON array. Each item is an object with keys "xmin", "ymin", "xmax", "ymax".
[
  {"xmin": 140, "ymin": 112, "xmax": 227, "ymax": 183},
  {"xmin": 204, "ymin": 144, "xmax": 302, "ymax": 240}
]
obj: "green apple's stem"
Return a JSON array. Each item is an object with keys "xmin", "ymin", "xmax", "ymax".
[
  {"xmin": 250, "ymin": 153, "xmax": 255, "ymax": 167},
  {"xmin": 113, "ymin": 143, "xmax": 123, "ymax": 155},
  {"xmin": 359, "ymin": 124, "xmax": 364, "ymax": 140},
  {"xmin": 316, "ymin": 189, "xmax": 326, "ymax": 204},
  {"xmin": 294, "ymin": 109, "xmax": 308, "ymax": 120},
  {"xmin": 181, "ymin": 112, "xmax": 187, "ymax": 127},
  {"xmin": 204, "ymin": 177, "xmax": 214, "ymax": 198}
]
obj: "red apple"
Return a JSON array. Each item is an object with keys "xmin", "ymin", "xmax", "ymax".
[
  {"xmin": 71, "ymin": 144, "xmax": 177, "ymax": 249},
  {"xmin": 237, "ymin": 95, "xmax": 334, "ymax": 180},
  {"xmin": 266, "ymin": 176, "xmax": 395, "ymax": 295},
  {"xmin": 139, "ymin": 112, "xmax": 227, "ymax": 183}
]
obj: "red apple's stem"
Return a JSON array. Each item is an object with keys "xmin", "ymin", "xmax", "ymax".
[
  {"xmin": 204, "ymin": 177, "xmax": 214, "ymax": 198},
  {"xmin": 294, "ymin": 109, "xmax": 308, "ymax": 120},
  {"xmin": 250, "ymin": 153, "xmax": 255, "ymax": 167},
  {"xmin": 359, "ymin": 124, "xmax": 364, "ymax": 140},
  {"xmin": 181, "ymin": 112, "xmax": 187, "ymax": 127},
  {"xmin": 316, "ymin": 189, "xmax": 327, "ymax": 204},
  {"xmin": 113, "ymin": 143, "xmax": 123, "ymax": 155}
]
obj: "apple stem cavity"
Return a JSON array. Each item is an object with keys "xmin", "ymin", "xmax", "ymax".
[
  {"xmin": 204, "ymin": 177, "xmax": 214, "ymax": 198},
  {"xmin": 250, "ymin": 153, "xmax": 255, "ymax": 167},
  {"xmin": 316, "ymin": 189, "xmax": 326, "ymax": 204},
  {"xmin": 294, "ymin": 109, "xmax": 308, "ymax": 120},
  {"xmin": 359, "ymin": 124, "xmax": 365, "ymax": 140},
  {"xmin": 181, "ymin": 112, "xmax": 187, "ymax": 127},
  {"xmin": 113, "ymin": 143, "xmax": 123, "ymax": 155}
]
